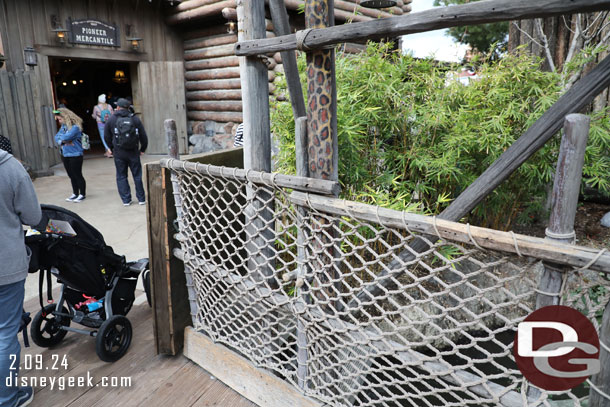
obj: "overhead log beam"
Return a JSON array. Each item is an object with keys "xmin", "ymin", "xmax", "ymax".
[{"xmin": 236, "ymin": 0, "xmax": 610, "ymax": 56}]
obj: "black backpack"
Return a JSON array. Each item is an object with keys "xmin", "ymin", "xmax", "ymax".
[{"xmin": 113, "ymin": 116, "xmax": 139, "ymax": 150}]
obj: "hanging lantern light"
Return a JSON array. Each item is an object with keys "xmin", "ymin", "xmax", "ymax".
[{"xmin": 112, "ymin": 69, "xmax": 128, "ymax": 84}]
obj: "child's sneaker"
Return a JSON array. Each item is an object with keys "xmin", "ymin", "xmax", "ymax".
[
  {"xmin": 65, "ymin": 194, "xmax": 77, "ymax": 202},
  {"xmin": 15, "ymin": 386, "xmax": 34, "ymax": 407},
  {"xmin": 74, "ymin": 194, "xmax": 86, "ymax": 203}
]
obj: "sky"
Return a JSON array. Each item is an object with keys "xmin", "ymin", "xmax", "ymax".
[{"xmin": 401, "ymin": 0, "xmax": 469, "ymax": 62}]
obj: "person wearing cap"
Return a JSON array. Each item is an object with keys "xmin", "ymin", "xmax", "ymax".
[
  {"xmin": 103, "ymin": 98, "xmax": 148, "ymax": 206},
  {"xmin": 91, "ymin": 94, "xmax": 114, "ymax": 158},
  {"xmin": 54, "ymin": 107, "xmax": 87, "ymax": 203}
]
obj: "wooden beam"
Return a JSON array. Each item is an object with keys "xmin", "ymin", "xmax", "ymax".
[
  {"xmin": 235, "ymin": 0, "xmax": 610, "ymax": 55},
  {"xmin": 289, "ymin": 191, "xmax": 610, "ymax": 272},
  {"xmin": 184, "ymin": 327, "xmax": 322, "ymax": 407},
  {"xmin": 161, "ymin": 158, "xmax": 340, "ymax": 196},
  {"xmin": 269, "ymin": 0, "xmax": 307, "ymax": 119}
]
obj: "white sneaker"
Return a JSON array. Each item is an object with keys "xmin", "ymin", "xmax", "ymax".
[
  {"xmin": 123, "ymin": 201, "xmax": 132, "ymax": 206},
  {"xmin": 138, "ymin": 201, "xmax": 146, "ymax": 206},
  {"xmin": 74, "ymin": 195, "xmax": 86, "ymax": 203},
  {"xmin": 66, "ymin": 194, "xmax": 77, "ymax": 202}
]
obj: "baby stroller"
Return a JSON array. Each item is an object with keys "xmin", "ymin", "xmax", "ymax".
[{"xmin": 26, "ymin": 204, "xmax": 151, "ymax": 362}]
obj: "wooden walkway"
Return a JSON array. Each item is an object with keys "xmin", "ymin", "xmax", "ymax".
[{"xmin": 20, "ymin": 291, "xmax": 257, "ymax": 407}]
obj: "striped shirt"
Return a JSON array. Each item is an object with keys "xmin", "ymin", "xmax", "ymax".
[{"xmin": 234, "ymin": 123, "xmax": 244, "ymax": 147}]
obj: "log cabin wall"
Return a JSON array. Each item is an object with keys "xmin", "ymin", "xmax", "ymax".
[
  {"xmin": 166, "ymin": 0, "xmax": 412, "ymax": 152},
  {"xmin": 0, "ymin": 0, "xmax": 187, "ymax": 172}
]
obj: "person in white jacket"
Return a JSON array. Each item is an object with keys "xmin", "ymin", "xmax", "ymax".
[{"xmin": 0, "ymin": 149, "xmax": 41, "ymax": 407}]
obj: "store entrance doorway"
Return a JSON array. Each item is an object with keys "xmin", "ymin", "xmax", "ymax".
[{"xmin": 49, "ymin": 57, "xmax": 134, "ymax": 155}]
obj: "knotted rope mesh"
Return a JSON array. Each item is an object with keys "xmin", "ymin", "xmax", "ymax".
[{"xmin": 163, "ymin": 160, "xmax": 609, "ymax": 407}]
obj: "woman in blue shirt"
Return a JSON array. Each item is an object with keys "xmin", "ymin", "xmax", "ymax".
[{"xmin": 54, "ymin": 108, "xmax": 86, "ymax": 202}]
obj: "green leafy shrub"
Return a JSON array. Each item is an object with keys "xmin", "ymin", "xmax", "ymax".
[{"xmin": 271, "ymin": 42, "xmax": 610, "ymax": 230}]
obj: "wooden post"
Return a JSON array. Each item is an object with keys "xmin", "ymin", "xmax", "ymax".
[
  {"xmin": 536, "ymin": 114, "xmax": 590, "ymax": 309},
  {"xmin": 589, "ymin": 301, "xmax": 610, "ymax": 407},
  {"xmin": 305, "ymin": 0, "xmax": 336, "ymax": 182},
  {"xmin": 268, "ymin": 0, "xmax": 307, "ymax": 120},
  {"xmin": 237, "ymin": 0, "xmax": 275, "ymax": 282},
  {"xmin": 165, "ymin": 119, "xmax": 179, "ymax": 160},
  {"xmin": 295, "ymin": 116, "xmax": 309, "ymax": 390}
]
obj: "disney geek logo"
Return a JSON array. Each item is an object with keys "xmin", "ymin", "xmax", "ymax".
[{"xmin": 514, "ymin": 305, "xmax": 600, "ymax": 391}]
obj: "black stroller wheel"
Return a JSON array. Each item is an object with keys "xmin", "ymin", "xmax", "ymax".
[
  {"xmin": 95, "ymin": 315, "xmax": 132, "ymax": 362},
  {"xmin": 31, "ymin": 304, "xmax": 70, "ymax": 347},
  {"xmin": 142, "ymin": 269, "xmax": 152, "ymax": 307}
]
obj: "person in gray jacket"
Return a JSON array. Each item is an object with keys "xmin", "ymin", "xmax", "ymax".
[{"xmin": 0, "ymin": 149, "xmax": 41, "ymax": 407}]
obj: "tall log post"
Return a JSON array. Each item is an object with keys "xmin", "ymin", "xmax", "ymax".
[
  {"xmin": 536, "ymin": 114, "xmax": 590, "ymax": 309},
  {"xmin": 304, "ymin": 0, "xmax": 339, "ymax": 323},
  {"xmin": 236, "ymin": 0, "xmax": 275, "ymax": 279},
  {"xmin": 295, "ymin": 116, "xmax": 309, "ymax": 390},
  {"xmin": 590, "ymin": 301, "xmax": 610, "ymax": 407},
  {"xmin": 530, "ymin": 114, "xmax": 590, "ymax": 404}
]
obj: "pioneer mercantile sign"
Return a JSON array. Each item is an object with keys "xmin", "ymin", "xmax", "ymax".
[{"xmin": 69, "ymin": 19, "xmax": 118, "ymax": 47}]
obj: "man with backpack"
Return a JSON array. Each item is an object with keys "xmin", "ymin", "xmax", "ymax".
[
  {"xmin": 0, "ymin": 147, "xmax": 41, "ymax": 407},
  {"xmin": 103, "ymin": 98, "xmax": 148, "ymax": 206},
  {"xmin": 92, "ymin": 94, "xmax": 114, "ymax": 158}
]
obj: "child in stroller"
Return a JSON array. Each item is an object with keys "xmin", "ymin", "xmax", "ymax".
[{"xmin": 26, "ymin": 204, "xmax": 151, "ymax": 362}]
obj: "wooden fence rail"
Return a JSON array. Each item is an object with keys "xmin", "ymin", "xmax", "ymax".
[{"xmin": 235, "ymin": 0, "xmax": 610, "ymax": 56}]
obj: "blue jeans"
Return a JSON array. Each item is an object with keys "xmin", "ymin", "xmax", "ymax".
[
  {"xmin": 114, "ymin": 154, "xmax": 145, "ymax": 204},
  {"xmin": 0, "ymin": 279, "xmax": 25, "ymax": 407},
  {"xmin": 97, "ymin": 123, "xmax": 110, "ymax": 151}
]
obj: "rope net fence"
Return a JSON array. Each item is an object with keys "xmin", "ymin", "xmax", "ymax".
[{"xmin": 162, "ymin": 159, "xmax": 610, "ymax": 407}]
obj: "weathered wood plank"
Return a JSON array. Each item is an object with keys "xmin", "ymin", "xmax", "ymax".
[
  {"xmin": 269, "ymin": 0, "xmax": 307, "ymax": 119},
  {"xmin": 185, "ymin": 44, "xmax": 236, "ymax": 61},
  {"xmin": 161, "ymin": 158, "xmax": 340, "ymax": 196},
  {"xmin": 235, "ymin": 0, "xmax": 610, "ymax": 55},
  {"xmin": 184, "ymin": 327, "xmax": 323, "ymax": 407},
  {"xmin": 289, "ymin": 191, "xmax": 610, "ymax": 272}
]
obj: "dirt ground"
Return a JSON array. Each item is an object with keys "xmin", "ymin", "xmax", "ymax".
[{"xmin": 513, "ymin": 201, "xmax": 610, "ymax": 249}]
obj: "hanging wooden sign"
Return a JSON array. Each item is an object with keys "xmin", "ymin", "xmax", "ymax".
[{"xmin": 69, "ymin": 19, "xmax": 119, "ymax": 47}]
